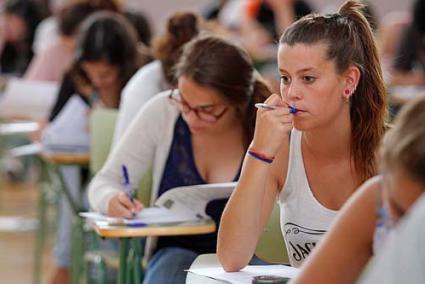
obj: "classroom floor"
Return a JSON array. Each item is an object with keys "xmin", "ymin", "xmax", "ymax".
[{"xmin": 0, "ymin": 181, "xmax": 55, "ymax": 284}]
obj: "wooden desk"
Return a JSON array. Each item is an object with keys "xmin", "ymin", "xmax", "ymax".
[
  {"xmin": 41, "ymin": 151, "xmax": 89, "ymax": 166},
  {"xmin": 93, "ymin": 220, "xmax": 216, "ymax": 284}
]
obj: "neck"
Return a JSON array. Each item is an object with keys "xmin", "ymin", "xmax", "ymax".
[
  {"xmin": 197, "ymin": 113, "xmax": 244, "ymax": 141},
  {"xmin": 98, "ymin": 84, "xmax": 121, "ymax": 108},
  {"xmin": 302, "ymin": 110, "xmax": 352, "ymax": 160}
]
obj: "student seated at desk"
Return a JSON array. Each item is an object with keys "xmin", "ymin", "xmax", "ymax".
[
  {"xmin": 45, "ymin": 12, "xmax": 145, "ymax": 284},
  {"xmin": 290, "ymin": 94, "xmax": 425, "ymax": 284},
  {"xmin": 24, "ymin": 0, "xmax": 120, "ymax": 83},
  {"xmin": 88, "ymin": 34, "xmax": 272, "ymax": 284},
  {"xmin": 358, "ymin": 194, "xmax": 425, "ymax": 284},
  {"xmin": 217, "ymin": 0, "xmax": 386, "ymax": 270},
  {"xmin": 113, "ymin": 11, "xmax": 203, "ymax": 143}
]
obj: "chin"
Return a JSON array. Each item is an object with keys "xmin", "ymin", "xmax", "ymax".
[
  {"xmin": 189, "ymin": 126, "xmax": 205, "ymax": 134},
  {"xmin": 293, "ymin": 121, "xmax": 308, "ymax": 131}
]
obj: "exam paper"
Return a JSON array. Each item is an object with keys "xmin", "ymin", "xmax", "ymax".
[
  {"xmin": 187, "ymin": 265, "xmax": 299, "ymax": 284},
  {"xmin": 0, "ymin": 78, "xmax": 58, "ymax": 119},
  {"xmin": 81, "ymin": 182, "xmax": 236, "ymax": 225}
]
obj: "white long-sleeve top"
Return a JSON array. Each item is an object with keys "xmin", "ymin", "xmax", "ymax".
[
  {"xmin": 89, "ymin": 90, "xmax": 178, "ymax": 214},
  {"xmin": 113, "ymin": 60, "xmax": 170, "ymax": 145}
]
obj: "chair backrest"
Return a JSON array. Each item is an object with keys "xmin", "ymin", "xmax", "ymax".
[
  {"xmin": 89, "ymin": 108, "xmax": 119, "ymax": 175},
  {"xmin": 89, "ymin": 108, "xmax": 152, "ymax": 205},
  {"xmin": 255, "ymin": 204, "xmax": 289, "ymax": 264}
]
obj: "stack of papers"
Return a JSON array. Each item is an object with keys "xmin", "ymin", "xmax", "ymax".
[
  {"xmin": 187, "ymin": 265, "xmax": 298, "ymax": 284},
  {"xmin": 0, "ymin": 78, "xmax": 58, "ymax": 119}
]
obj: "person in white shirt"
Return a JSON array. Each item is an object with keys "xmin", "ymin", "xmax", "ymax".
[
  {"xmin": 289, "ymin": 94, "xmax": 425, "ymax": 284},
  {"xmin": 218, "ymin": 0, "xmax": 386, "ymax": 270},
  {"xmin": 358, "ymin": 193, "xmax": 425, "ymax": 284},
  {"xmin": 113, "ymin": 12, "xmax": 204, "ymax": 144},
  {"xmin": 89, "ymin": 34, "xmax": 272, "ymax": 284}
]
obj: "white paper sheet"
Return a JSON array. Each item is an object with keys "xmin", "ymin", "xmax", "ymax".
[
  {"xmin": 81, "ymin": 182, "xmax": 236, "ymax": 225},
  {"xmin": 187, "ymin": 265, "xmax": 299, "ymax": 284},
  {"xmin": 0, "ymin": 78, "xmax": 58, "ymax": 119}
]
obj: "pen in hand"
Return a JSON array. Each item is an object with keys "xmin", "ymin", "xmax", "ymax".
[
  {"xmin": 121, "ymin": 164, "xmax": 135, "ymax": 202},
  {"xmin": 255, "ymin": 103, "xmax": 298, "ymax": 114}
]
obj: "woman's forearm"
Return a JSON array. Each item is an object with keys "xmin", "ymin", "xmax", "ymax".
[{"xmin": 218, "ymin": 155, "xmax": 278, "ymax": 271}]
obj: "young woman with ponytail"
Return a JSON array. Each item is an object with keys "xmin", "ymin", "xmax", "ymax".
[
  {"xmin": 218, "ymin": 0, "xmax": 386, "ymax": 271},
  {"xmin": 88, "ymin": 34, "xmax": 272, "ymax": 283}
]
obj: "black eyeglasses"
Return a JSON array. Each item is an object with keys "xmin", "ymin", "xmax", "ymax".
[{"xmin": 168, "ymin": 89, "xmax": 228, "ymax": 123}]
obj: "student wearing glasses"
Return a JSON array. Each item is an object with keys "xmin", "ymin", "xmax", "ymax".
[{"xmin": 88, "ymin": 34, "xmax": 272, "ymax": 283}]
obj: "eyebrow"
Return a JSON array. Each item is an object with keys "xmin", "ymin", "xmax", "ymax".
[
  {"xmin": 179, "ymin": 91, "xmax": 219, "ymax": 109},
  {"xmin": 279, "ymin": 67, "xmax": 317, "ymax": 74}
]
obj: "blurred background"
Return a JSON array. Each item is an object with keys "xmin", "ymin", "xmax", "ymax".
[{"xmin": 0, "ymin": 0, "xmax": 422, "ymax": 283}]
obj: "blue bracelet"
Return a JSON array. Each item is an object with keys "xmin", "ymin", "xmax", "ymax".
[{"xmin": 247, "ymin": 150, "xmax": 274, "ymax": 164}]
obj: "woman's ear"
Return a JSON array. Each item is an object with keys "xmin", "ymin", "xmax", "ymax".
[{"xmin": 343, "ymin": 65, "xmax": 361, "ymax": 100}]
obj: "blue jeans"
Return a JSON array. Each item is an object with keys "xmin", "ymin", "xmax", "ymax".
[{"xmin": 143, "ymin": 247, "xmax": 198, "ymax": 284}]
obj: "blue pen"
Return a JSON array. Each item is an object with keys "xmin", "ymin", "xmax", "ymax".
[
  {"xmin": 288, "ymin": 105, "xmax": 298, "ymax": 114},
  {"xmin": 127, "ymin": 222, "xmax": 147, "ymax": 227},
  {"xmin": 121, "ymin": 164, "xmax": 134, "ymax": 202}
]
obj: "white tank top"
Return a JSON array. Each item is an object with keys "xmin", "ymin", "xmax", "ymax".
[{"xmin": 278, "ymin": 129, "xmax": 338, "ymax": 268}]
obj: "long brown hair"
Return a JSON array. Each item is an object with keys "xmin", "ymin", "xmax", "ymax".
[
  {"xmin": 152, "ymin": 12, "xmax": 203, "ymax": 86},
  {"xmin": 174, "ymin": 34, "xmax": 272, "ymax": 147},
  {"xmin": 280, "ymin": 0, "xmax": 386, "ymax": 183}
]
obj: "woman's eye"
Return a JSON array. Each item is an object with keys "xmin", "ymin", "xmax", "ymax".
[
  {"xmin": 303, "ymin": 76, "xmax": 316, "ymax": 83},
  {"xmin": 280, "ymin": 76, "xmax": 290, "ymax": 85}
]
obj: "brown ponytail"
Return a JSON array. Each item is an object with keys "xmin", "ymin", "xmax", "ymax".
[
  {"xmin": 152, "ymin": 12, "xmax": 203, "ymax": 85},
  {"xmin": 280, "ymin": 0, "xmax": 387, "ymax": 183}
]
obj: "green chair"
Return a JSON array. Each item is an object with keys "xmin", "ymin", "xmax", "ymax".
[
  {"xmin": 85, "ymin": 108, "xmax": 119, "ymax": 283},
  {"xmin": 255, "ymin": 204, "xmax": 289, "ymax": 264},
  {"xmin": 85, "ymin": 108, "xmax": 152, "ymax": 284},
  {"xmin": 89, "ymin": 108, "xmax": 119, "ymax": 174}
]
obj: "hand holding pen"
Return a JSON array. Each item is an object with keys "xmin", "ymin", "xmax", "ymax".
[
  {"xmin": 106, "ymin": 165, "xmax": 143, "ymax": 219},
  {"xmin": 251, "ymin": 94, "xmax": 295, "ymax": 158}
]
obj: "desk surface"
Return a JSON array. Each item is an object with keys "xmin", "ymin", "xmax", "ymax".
[
  {"xmin": 94, "ymin": 219, "xmax": 216, "ymax": 238},
  {"xmin": 186, "ymin": 254, "xmax": 224, "ymax": 284},
  {"xmin": 41, "ymin": 151, "xmax": 89, "ymax": 166}
]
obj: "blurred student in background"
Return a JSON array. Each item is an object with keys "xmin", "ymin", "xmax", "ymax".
[
  {"xmin": 359, "ymin": 195, "xmax": 425, "ymax": 284},
  {"xmin": 25, "ymin": 0, "xmax": 120, "ymax": 82},
  {"xmin": 291, "ymin": 95, "xmax": 425, "ymax": 284},
  {"xmin": 89, "ymin": 34, "xmax": 272, "ymax": 283},
  {"xmin": 0, "ymin": 0, "xmax": 46, "ymax": 75},
  {"xmin": 113, "ymin": 11, "xmax": 202, "ymax": 142},
  {"xmin": 46, "ymin": 11, "xmax": 146, "ymax": 284},
  {"xmin": 389, "ymin": 0, "xmax": 425, "ymax": 86}
]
